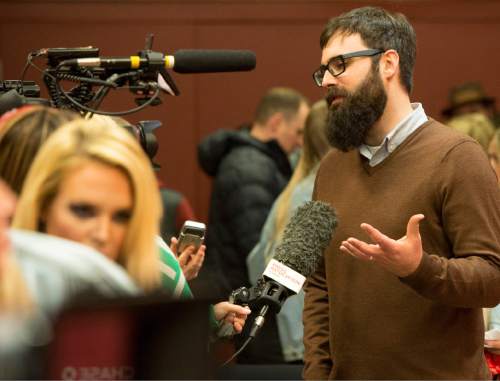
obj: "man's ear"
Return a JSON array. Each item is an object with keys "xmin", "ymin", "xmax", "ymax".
[
  {"xmin": 380, "ymin": 49, "xmax": 399, "ymax": 81},
  {"xmin": 267, "ymin": 112, "xmax": 284, "ymax": 134}
]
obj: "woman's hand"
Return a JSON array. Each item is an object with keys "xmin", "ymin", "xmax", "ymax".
[
  {"xmin": 170, "ymin": 236, "xmax": 205, "ymax": 281},
  {"xmin": 486, "ymin": 339, "xmax": 500, "ymax": 354},
  {"xmin": 213, "ymin": 301, "xmax": 251, "ymax": 333}
]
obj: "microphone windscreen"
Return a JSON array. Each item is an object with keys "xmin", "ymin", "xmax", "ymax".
[
  {"xmin": 274, "ymin": 200, "xmax": 337, "ymax": 277},
  {"xmin": 172, "ymin": 49, "xmax": 256, "ymax": 73}
]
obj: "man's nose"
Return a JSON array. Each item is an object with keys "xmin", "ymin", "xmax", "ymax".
[{"xmin": 322, "ymin": 70, "xmax": 339, "ymax": 87}]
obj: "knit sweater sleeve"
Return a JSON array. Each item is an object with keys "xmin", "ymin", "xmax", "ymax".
[
  {"xmin": 303, "ymin": 256, "xmax": 332, "ymax": 380},
  {"xmin": 401, "ymin": 140, "xmax": 500, "ymax": 307},
  {"xmin": 302, "ymin": 171, "xmax": 333, "ymax": 380}
]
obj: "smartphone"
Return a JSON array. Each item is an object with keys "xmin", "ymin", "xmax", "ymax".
[{"xmin": 177, "ymin": 220, "xmax": 206, "ymax": 253}]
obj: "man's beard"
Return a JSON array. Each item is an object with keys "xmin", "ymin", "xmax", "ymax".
[{"xmin": 326, "ymin": 66, "xmax": 387, "ymax": 152}]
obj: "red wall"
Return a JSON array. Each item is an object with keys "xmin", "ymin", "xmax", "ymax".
[{"xmin": 1, "ymin": 0, "xmax": 500, "ymax": 222}]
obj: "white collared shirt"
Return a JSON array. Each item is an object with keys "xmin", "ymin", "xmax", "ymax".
[{"xmin": 359, "ymin": 103, "xmax": 428, "ymax": 166}]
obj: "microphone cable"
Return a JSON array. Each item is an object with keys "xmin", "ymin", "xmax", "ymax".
[
  {"xmin": 219, "ymin": 304, "xmax": 269, "ymax": 367},
  {"xmin": 220, "ymin": 337, "xmax": 253, "ymax": 367},
  {"xmin": 52, "ymin": 63, "xmax": 161, "ymax": 116}
]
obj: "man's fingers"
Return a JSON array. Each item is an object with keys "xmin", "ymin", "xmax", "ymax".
[
  {"xmin": 360, "ymin": 223, "xmax": 394, "ymax": 251},
  {"xmin": 342, "ymin": 239, "xmax": 378, "ymax": 261},
  {"xmin": 406, "ymin": 214, "xmax": 425, "ymax": 240},
  {"xmin": 341, "ymin": 243, "xmax": 373, "ymax": 261}
]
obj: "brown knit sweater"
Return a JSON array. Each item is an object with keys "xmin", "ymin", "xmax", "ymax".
[{"xmin": 303, "ymin": 120, "xmax": 500, "ymax": 380}]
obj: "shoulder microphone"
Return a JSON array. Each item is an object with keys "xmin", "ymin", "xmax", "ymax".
[{"xmin": 218, "ymin": 200, "xmax": 337, "ymax": 339}]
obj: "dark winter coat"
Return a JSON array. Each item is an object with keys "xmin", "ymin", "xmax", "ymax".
[{"xmin": 194, "ymin": 129, "xmax": 292, "ymax": 298}]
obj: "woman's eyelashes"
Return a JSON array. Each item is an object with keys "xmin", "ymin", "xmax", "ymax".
[
  {"xmin": 69, "ymin": 203, "xmax": 96, "ymax": 219},
  {"xmin": 68, "ymin": 203, "xmax": 131, "ymax": 224},
  {"xmin": 113, "ymin": 209, "xmax": 132, "ymax": 224}
]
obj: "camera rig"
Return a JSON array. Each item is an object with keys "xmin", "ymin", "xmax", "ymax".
[
  {"xmin": 0, "ymin": 33, "xmax": 256, "ymax": 117},
  {"xmin": 0, "ymin": 35, "xmax": 179, "ymax": 167},
  {"xmin": 0, "ymin": 34, "xmax": 178, "ymax": 117},
  {"xmin": 0, "ymin": 35, "xmax": 256, "ymax": 164}
]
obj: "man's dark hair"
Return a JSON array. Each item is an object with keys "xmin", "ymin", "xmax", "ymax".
[
  {"xmin": 254, "ymin": 87, "xmax": 309, "ymax": 125},
  {"xmin": 320, "ymin": 6, "xmax": 416, "ymax": 93}
]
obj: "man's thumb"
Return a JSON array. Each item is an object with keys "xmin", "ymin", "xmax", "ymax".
[{"xmin": 407, "ymin": 214, "xmax": 425, "ymax": 239}]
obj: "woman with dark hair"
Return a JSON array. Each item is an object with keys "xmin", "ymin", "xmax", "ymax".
[{"xmin": 0, "ymin": 105, "xmax": 81, "ymax": 194}]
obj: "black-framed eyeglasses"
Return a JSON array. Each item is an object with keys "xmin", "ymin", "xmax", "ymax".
[{"xmin": 312, "ymin": 49, "xmax": 384, "ymax": 87}]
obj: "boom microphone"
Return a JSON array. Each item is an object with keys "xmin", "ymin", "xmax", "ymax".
[
  {"xmin": 62, "ymin": 49, "xmax": 257, "ymax": 74},
  {"xmin": 168, "ymin": 49, "xmax": 256, "ymax": 73},
  {"xmin": 219, "ymin": 200, "xmax": 337, "ymax": 339}
]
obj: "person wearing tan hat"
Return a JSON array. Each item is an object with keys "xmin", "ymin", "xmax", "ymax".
[
  {"xmin": 447, "ymin": 112, "xmax": 496, "ymax": 151},
  {"xmin": 442, "ymin": 82, "xmax": 499, "ymax": 127}
]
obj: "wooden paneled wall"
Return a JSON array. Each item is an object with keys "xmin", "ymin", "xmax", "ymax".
[{"xmin": 1, "ymin": 0, "xmax": 500, "ymax": 222}]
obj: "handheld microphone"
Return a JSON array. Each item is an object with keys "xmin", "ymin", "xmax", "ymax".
[
  {"xmin": 61, "ymin": 49, "xmax": 257, "ymax": 73},
  {"xmin": 218, "ymin": 200, "xmax": 337, "ymax": 339}
]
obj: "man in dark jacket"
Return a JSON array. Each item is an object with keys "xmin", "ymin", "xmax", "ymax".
[{"xmin": 195, "ymin": 87, "xmax": 309, "ymax": 300}]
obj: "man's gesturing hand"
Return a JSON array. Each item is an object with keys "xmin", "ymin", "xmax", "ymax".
[{"xmin": 339, "ymin": 214, "xmax": 425, "ymax": 277}]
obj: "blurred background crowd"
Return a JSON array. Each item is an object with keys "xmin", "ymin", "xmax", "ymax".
[{"xmin": 0, "ymin": 1, "xmax": 499, "ymax": 379}]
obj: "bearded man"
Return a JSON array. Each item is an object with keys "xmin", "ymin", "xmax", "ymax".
[{"xmin": 304, "ymin": 6, "xmax": 500, "ymax": 380}]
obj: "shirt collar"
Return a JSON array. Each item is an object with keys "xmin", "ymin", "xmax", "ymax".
[{"xmin": 359, "ymin": 103, "xmax": 428, "ymax": 166}]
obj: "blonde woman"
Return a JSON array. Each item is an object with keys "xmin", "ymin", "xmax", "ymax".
[
  {"xmin": 0, "ymin": 180, "xmax": 32, "ymax": 313},
  {"xmin": 0, "ymin": 107, "xmax": 203, "ymax": 283},
  {"xmin": 0, "ymin": 106, "xmax": 136, "ymax": 314},
  {"xmin": 447, "ymin": 112, "xmax": 495, "ymax": 152},
  {"xmin": 12, "ymin": 118, "xmax": 249, "ymax": 331},
  {"xmin": 245, "ymin": 100, "xmax": 330, "ymax": 363}
]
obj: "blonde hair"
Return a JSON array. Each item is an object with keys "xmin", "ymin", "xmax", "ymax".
[
  {"xmin": 0, "ymin": 106, "xmax": 81, "ymax": 194},
  {"xmin": 490, "ymin": 129, "xmax": 500, "ymax": 154},
  {"xmin": 12, "ymin": 119, "xmax": 162, "ymax": 291},
  {"xmin": 0, "ymin": 256, "xmax": 34, "ymax": 314},
  {"xmin": 447, "ymin": 112, "xmax": 495, "ymax": 151},
  {"xmin": 272, "ymin": 100, "xmax": 330, "ymax": 244}
]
